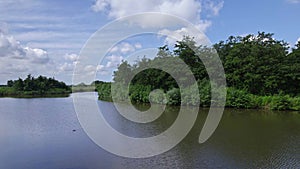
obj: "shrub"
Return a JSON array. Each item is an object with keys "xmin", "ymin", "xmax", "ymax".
[
  {"xmin": 149, "ymin": 89, "xmax": 167, "ymax": 104},
  {"xmin": 290, "ymin": 97, "xmax": 300, "ymax": 111},
  {"xmin": 97, "ymin": 83, "xmax": 112, "ymax": 101},
  {"xmin": 181, "ymin": 83, "xmax": 200, "ymax": 106},
  {"xmin": 129, "ymin": 85, "xmax": 151, "ymax": 103},
  {"xmin": 260, "ymin": 96, "xmax": 273, "ymax": 108},
  {"xmin": 226, "ymin": 87, "xmax": 254, "ymax": 109},
  {"xmin": 198, "ymin": 80, "xmax": 211, "ymax": 107},
  {"xmin": 111, "ymin": 83, "xmax": 128, "ymax": 101},
  {"xmin": 270, "ymin": 94, "xmax": 291, "ymax": 110},
  {"xmin": 166, "ymin": 88, "xmax": 181, "ymax": 105}
]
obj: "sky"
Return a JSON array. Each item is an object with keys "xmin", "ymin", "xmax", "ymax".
[{"xmin": 0, "ymin": 0, "xmax": 299, "ymax": 84}]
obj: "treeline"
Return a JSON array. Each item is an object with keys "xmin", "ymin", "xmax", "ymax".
[
  {"xmin": 71, "ymin": 82, "xmax": 97, "ymax": 93},
  {"xmin": 97, "ymin": 32, "xmax": 300, "ymax": 111},
  {"xmin": 0, "ymin": 74, "xmax": 71, "ymax": 97},
  {"xmin": 215, "ymin": 32, "xmax": 299, "ymax": 95}
]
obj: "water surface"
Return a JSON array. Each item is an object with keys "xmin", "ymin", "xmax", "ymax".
[{"xmin": 0, "ymin": 93, "xmax": 299, "ymax": 168}]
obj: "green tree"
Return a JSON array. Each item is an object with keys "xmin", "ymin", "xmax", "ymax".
[
  {"xmin": 174, "ymin": 36, "xmax": 207, "ymax": 81},
  {"xmin": 113, "ymin": 61, "xmax": 133, "ymax": 84},
  {"xmin": 7, "ymin": 80, "xmax": 13, "ymax": 87},
  {"xmin": 13, "ymin": 78, "xmax": 24, "ymax": 91},
  {"xmin": 220, "ymin": 32, "xmax": 289, "ymax": 95}
]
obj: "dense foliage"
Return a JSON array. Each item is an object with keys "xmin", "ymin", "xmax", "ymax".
[
  {"xmin": 96, "ymin": 81, "xmax": 112, "ymax": 101},
  {"xmin": 97, "ymin": 32, "xmax": 300, "ymax": 111},
  {"xmin": 214, "ymin": 32, "xmax": 299, "ymax": 95},
  {"xmin": 0, "ymin": 75, "xmax": 71, "ymax": 97}
]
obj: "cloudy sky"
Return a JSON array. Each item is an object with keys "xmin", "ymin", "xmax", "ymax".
[{"xmin": 0, "ymin": 0, "xmax": 299, "ymax": 84}]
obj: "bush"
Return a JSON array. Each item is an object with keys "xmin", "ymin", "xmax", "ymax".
[
  {"xmin": 97, "ymin": 82, "xmax": 112, "ymax": 101},
  {"xmin": 270, "ymin": 94, "xmax": 291, "ymax": 110},
  {"xmin": 166, "ymin": 88, "xmax": 181, "ymax": 105},
  {"xmin": 111, "ymin": 83, "xmax": 128, "ymax": 102},
  {"xmin": 96, "ymin": 82, "xmax": 300, "ymax": 111},
  {"xmin": 198, "ymin": 80, "xmax": 211, "ymax": 107},
  {"xmin": 149, "ymin": 89, "xmax": 167, "ymax": 104},
  {"xmin": 260, "ymin": 96, "xmax": 273, "ymax": 108},
  {"xmin": 290, "ymin": 97, "xmax": 300, "ymax": 111},
  {"xmin": 129, "ymin": 85, "xmax": 151, "ymax": 103},
  {"xmin": 181, "ymin": 83, "xmax": 200, "ymax": 106},
  {"xmin": 226, "ymin": 87, "xmax": 255, "ymax": 109}
]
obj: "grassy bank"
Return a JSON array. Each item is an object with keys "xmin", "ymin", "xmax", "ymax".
[
  {"xmin": 96, "ymin": 82, "xmax": 300, "ymax": 111},
  {"xmin": 0, "ymin": 86, "xmax": 71, "ymax": 98},
  {"xmin": 225, "ymin": 88, "xmax": 300, "ymax": 111},
  {"xmin": 71, "ymin": 85, "xmax": 96, "ymax": 93}
]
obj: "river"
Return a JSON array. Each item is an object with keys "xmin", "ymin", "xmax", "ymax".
[{"xmin": 0, "ymin": 92, "xmax": 299, "ymax": 169}]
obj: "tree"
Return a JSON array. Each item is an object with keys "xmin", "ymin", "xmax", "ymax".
[
  {"xmin": 9, "ymin": 75, "xmax": 70, "ymax": 93},
  {"xmin": 113, "ymin": 61, "xmax": 133, "ymax": 84},
  {"xmin": 174, "ymin": 36, "xmax": 207, "ymax": 81},
  {"xmin": 13, "ymin": 78, "xmax": 24, "ymax": 91},
  {"xmin": 220, "ymin": 32, "xmax": 290, "ymax": 95},
  {"xmin": 157, "ymin": 45, "xmax": 171, "ymax": 58},
  {"xmin": 7, "ymin": 80, "xmax": 13, "ymax": 87},
  {"xmin": 283, "ymin": 42, "xmax": 300, "ymax": 95}
]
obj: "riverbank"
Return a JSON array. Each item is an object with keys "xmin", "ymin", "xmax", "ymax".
[
  {"xmin": 96, "ymin": 82, "xmax": 300, "ymax": 111},
  {"xmin": 0, "ymin": 86, "xmax": 71, "ymax": 98},
  {"xmin": 100, "ymin": 34, "xmax": 300, "ymax": 112}
]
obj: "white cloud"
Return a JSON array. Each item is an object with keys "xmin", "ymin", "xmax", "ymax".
[
  {"xmin": 119, "ymin": 43, "xmax": 136, "ymax": 54},
  {"xmin": 96, "ymin": 64, "xmax": 105, "ymax": 71},
  {"xmin": 91, "ymin": 0, "xmax": 110, "ymax": 12},
  {"xmin": 204, "ymin": 1, "xmax": 224, "ymax": 16},
  {"xmin": 91, "ymin": 0, "xmax": 214, "ymax": 29},
  {"xmin": 134, "ymin": 43, "xmax": 142, "ymax": 49},
  {"xmin": 84, "ymin": 65, "xmax": 95, "ymax": 73},
  {"xmin": 92, "ymin": 0, "xmax": 200, "ymax": 21},
  {"xmin": 58, "ymin": 53, "xmax": 80, "ymax": 73},
  {"xmin": 25, "ymin": 47, "xmax": 49, "ymax": 64},
  {"xmin": 92, "ymin": 0, "xmax": 224, "ymax": 28},
  {"xmin": 105, "ymin": 55, "xmax": 123, "ymax": 68},
  {"xmin": 64, "ymin": 53, "xmax": 79, "ymax": 62},
  {"xmin": 0, "ymin": 31, "xmax": 53, "ymax": 83},
  {"xmin": 95, "ymin": 54, "xmax": 124, "ymax": 76},
  {"xmin": 0, "ymin": 31, "xmax": 49, "ymax": 64},
  {"xmin": 92, "ymin": 0, "xmax": 223, "ymax": 50},
  {"xmin": 286, "ymin": 0, "xmax": 300, "ymax": 3},
  {"xmin": 109, "ymin": 42, "xmax": 143, "ymax": 54},
  {"xmin": 97, "ymin": 65, "xmax": 110, "ymax": 75},
  {"xmin": 0, "ymin": 32, "xmax": 24, "ymax": 58},
  {"xmin": 70, "ymin": 54, "xmax": 123, "ymax": 80},
  {"xmin": 59, "ymin": 62, "xmax": 75, "ymax": 72},
  {"xmin": 109, "ymin": 46, "xmax": 119, "ymax": 53},
  {"xmin": 159, "ymin": 26, "xmax": 209, "ymax": 46}
]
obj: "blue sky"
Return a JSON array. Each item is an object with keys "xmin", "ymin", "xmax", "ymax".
[{"xmin": 0, "ymin": 0, "xmax": 299, "ymax": 84}]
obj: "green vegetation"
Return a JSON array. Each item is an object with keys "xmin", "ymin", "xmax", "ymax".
[
  {"xmin": 0, "ymin": 75, "xmax": 71, "ymax": 97},
  {"xmin": 71, "ymin": 83, "xmax": 96, "ymax": 93},
  {"xmin": 215, "ymin": 32, "xmax": 299, "ymax": 96},
  {"xmin": 97, "ymin": 32, "xmax": 300, "ymax": 111},
  {"xmin": 96, "ymin": 81, "xmax": 113, "ymax": 101},
  {"xmin": 96, "ymin": 82, "xmax": 300, "ymax": 111}
]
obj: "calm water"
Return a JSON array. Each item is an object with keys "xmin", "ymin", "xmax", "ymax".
[{"xmin": 0, "ymin": 92, "xmax": 299, "ymax": 169}]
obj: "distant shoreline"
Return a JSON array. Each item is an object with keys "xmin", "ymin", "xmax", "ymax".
[
  {"xmin": 0, "ymin": 88, "xmax": 71, "ymax": 98},
  {"xmin": 0, "ymin": 75, "xmax": 71, "ymax": 98}
]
